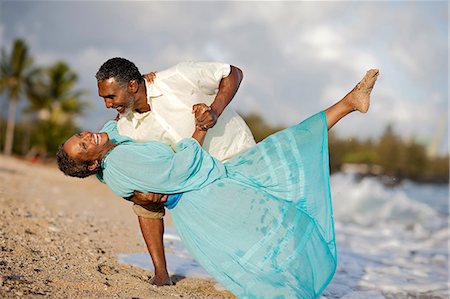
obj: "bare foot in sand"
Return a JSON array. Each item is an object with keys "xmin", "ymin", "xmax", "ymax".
[
  {"xmin": 150, "ymin": 274, "xmax": 173, "ymax": 286},
  {"xmin": 346, "ymin": 69, "xmax": 379, "ymax": 113}
]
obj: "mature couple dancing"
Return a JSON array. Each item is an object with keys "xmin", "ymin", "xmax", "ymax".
[{"xmin": 57, "ymin": 57, "xmax": 379, "ymax": 299}]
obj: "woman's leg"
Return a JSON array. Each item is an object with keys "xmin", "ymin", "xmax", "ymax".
[{"xmin": 324, "ymin": 69, "xmax": 379, "ymax": 130}]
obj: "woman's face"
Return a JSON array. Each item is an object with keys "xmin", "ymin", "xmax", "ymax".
[{"xmin": 63, "ymin": 131, "xmax": 110, "ymax": 162}]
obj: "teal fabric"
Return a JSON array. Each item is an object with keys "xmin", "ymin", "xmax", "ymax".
[{"xmin": 100, "ymin": 112, "xmax": 336, "ymax": 298}]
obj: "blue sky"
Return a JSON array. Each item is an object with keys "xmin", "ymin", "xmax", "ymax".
[{"xmin": 1, "ymin": 1, "xmax": 448, "ymax": 155}]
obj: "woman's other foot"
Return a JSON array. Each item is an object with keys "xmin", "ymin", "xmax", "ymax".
[{"xmin": 347, "ymin": 69, "xmax": 379, "ymax": 113}]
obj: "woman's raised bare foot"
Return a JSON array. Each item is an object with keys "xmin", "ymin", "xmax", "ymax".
[{"xmin": 347, "ymin": 69, "xmax": 379, "ymax": 113}]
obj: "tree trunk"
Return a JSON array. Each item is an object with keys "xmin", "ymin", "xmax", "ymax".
[
  {"xmin": 21, "ymin": 121, "xmax": 31, "ymax": 155},
  {"xmin": 4, "ymin": 97, "xmax": 17, "ymax": 156}
]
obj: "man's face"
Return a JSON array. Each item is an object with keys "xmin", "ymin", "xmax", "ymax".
[{"xmin": 98, "ymin": 78, "xmax": 134, "ymax": 114}]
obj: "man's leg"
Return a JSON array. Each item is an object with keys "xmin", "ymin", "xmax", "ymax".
[
  {"xmin": 133, "ymin": 203, "xmax": 172, "ymax": 286},
  {"xmin": 324, "ymin": 69, "xmax": 379, "ymax": 130},
  {"xmin": 138, "ymin": 216, "xmax": 172, "ymax": 285}
]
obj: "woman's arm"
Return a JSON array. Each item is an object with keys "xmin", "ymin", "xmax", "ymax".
[
  {"xmin": 105, "ymin": 138, "xmax": 226, "ymax": 197},
  {"xmin": 129, "ymin": 115, "xmax": 206, "ymax": 204},
  {"xmin": 191, "ymin": 128, "xmax": 207, "ymax": 145}
]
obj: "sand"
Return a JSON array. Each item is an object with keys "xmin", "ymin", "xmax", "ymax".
[{"xmin": 0, "ymin": 154, "xmax": 235, "ymax": 299}]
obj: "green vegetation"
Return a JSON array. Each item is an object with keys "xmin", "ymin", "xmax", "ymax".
[
  {"xmin": 242, "ymin": 115, "xmax": 449, "ymax": 184},
  {"xmin": 0, "ymin": 39, "xmax": 85, "ymax": 159},
  {"xmin": 24, "ymin": 61, "xmax": 87, "ymax": 155},
  {"xmin": 0, "ymin": 39, "xmax": 35, "ymax": 155}
]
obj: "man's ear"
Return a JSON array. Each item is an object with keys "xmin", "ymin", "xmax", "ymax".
[
  {"xmin": 128, "ymin": 79, "xmax": 138, "ymax": 93},
  {"xmin": 87, "ymin": 160, "xmax": 99, "ymax": 171}
]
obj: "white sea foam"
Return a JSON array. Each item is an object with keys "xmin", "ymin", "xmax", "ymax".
[
  {"xmin": 324, "ymin": 173, "xmax": 449, "ymax": 298},
  {"xmin": 119, "ymin": 173, "xmax": 449, "ymax": 298}
]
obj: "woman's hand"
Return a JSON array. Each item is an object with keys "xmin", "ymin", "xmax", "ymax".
[
  {"xmin": 143, "ymin": 72, "xmax": 156, "ymax": 83},
  {"xmin": 192, "ymin": 103, "xmax": 218, "ymax": 130},
  {"xmin": 130, "ymin": 191, "xmax": 168, "ymax": 206}
]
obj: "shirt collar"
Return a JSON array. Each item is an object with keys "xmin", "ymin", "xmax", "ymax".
[
  {"xmin": 123, "ymin": 110, "xmax": 150, "ymax": 128},
  {"xmin": 120, "ymin": 77, "xmax": 162, "ymax": 128}
]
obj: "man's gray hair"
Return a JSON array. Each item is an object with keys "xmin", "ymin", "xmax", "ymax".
[{"xmin": 95, "ymin": 57, "xmax": 143, "ymax": 87}]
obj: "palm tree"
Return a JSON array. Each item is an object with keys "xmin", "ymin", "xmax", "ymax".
[
  {"xmin": 25, "ymin": 61, "xmax": 87, "ymax": 155},
  {"xmin": 0, "ymin": 39, "xmax": 34, "ymax": 155}
]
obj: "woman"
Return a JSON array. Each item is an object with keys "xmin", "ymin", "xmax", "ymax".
[{"xmin": 57, "ymin": 69, "xmax": 379, "ymax": 298}]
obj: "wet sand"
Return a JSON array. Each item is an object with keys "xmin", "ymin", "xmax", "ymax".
[{"xmin": 0, "ymin": 154, "xmax": 235, "ymax": 298}]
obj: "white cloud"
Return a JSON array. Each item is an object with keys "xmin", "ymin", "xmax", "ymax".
[{"xmin": 299, "ymin": 26, "xmax": 343, "ymax": 61}]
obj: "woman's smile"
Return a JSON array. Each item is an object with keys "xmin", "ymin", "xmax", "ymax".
[{"xmin": 93, "ymin": 133, "xmax": 101, "ymax": 145}]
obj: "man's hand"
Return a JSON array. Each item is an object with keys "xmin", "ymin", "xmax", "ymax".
[
  {"xmin": 192, "ymin": 103, "xmax": 218, "ymax": 131},
  {"xmin": 143, "ymin": 72, "xmax": 156, "ymax": 83},
  {"xmin": 131, "ymin": 191, "xmax": 168, "ymax": 206}
]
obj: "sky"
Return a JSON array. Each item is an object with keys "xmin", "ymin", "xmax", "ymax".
[{"xmin": 0, "ymin": 1, "xmax": 448, "ymax": 155}]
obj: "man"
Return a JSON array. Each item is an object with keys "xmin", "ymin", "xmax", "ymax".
[{"xmin": 95, "ymin": 58, "xmax": 255, "ymax": 285}]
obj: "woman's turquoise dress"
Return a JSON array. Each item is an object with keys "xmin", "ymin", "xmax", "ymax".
[{"xmin": 99, "ymin": 111, "xmax": 336, "ymax": 299}]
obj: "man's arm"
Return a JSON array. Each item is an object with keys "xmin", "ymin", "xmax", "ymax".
[
  {"xmin": 129, "ymin": 191, "xmax": 168, "ymax": 205},
  {"xmin": 194, "ymin": 65, "xmax": 243, "ymax": 130},
  {"xmin": 126, "ymin": 64, "xmax": 238, "ymax": 283}
]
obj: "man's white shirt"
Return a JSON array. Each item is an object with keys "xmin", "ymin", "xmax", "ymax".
[{"xmin": 117, "ymin": 62, "xmax": 256, "ymax": 162}]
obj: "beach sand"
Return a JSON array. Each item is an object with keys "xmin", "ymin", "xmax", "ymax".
[{"xmin": 0, "ymin": 154, "xmax": 235, "ymax": 298}]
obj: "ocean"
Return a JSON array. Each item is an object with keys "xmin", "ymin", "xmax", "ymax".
[
  {"xmin": 323, "ymin": 173, "xmax": 448, "ymax": 298},
  {"xmin": 119, "ymin": 173, "xmax": 449, "ymax": 298}
]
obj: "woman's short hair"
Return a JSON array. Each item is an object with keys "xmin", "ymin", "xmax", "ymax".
[{"xmin": 56, "ymin": 144, "xmax": 100, "ymax": 178}]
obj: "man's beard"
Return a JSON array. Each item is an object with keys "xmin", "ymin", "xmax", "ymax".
[{"xmin": 121, "ymin": 97, "xmax": 135, "ymax": 115}]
